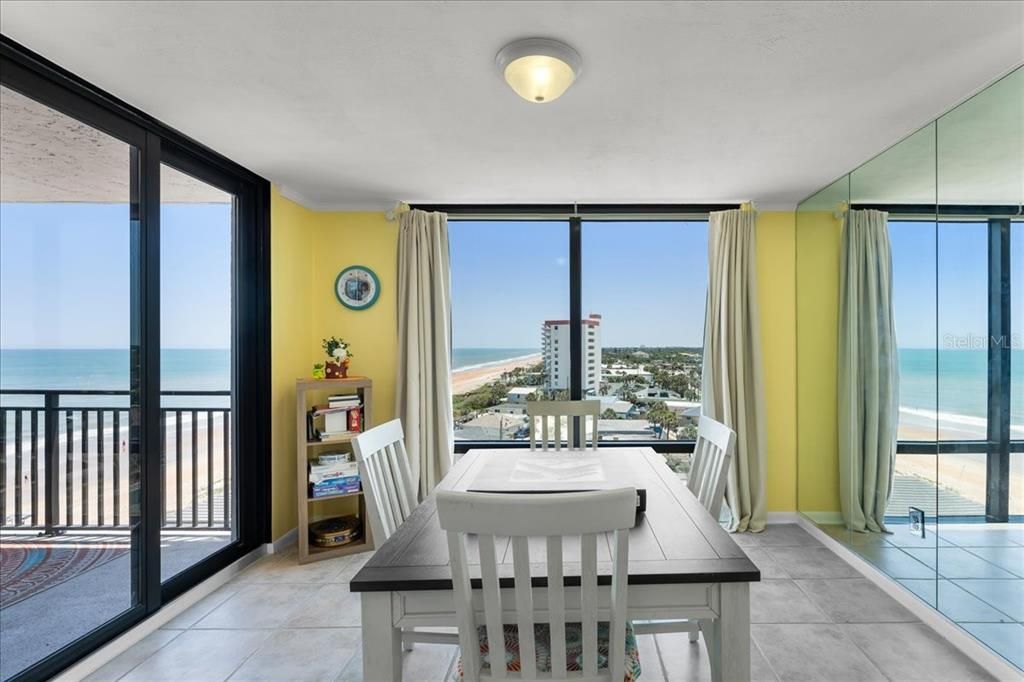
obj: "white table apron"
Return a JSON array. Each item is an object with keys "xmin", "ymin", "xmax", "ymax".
[{"xmin": 360, "ymin": 581, "xmax": 751, "ymax": 681}]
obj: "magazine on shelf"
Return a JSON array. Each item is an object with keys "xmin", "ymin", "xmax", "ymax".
[
  {"xmin": 317, "ymin": 452, "xmax": 352, "ymax": 464},
  {"xmin": 310, "ymin": 474, "xmax": 362, "ymax": 497},
  {"xmin": 310, "ymin": 484, "xmax": 361, "ymax": 498},
  {"xmin": 309, "ymin": 462, "xmax": 360, "ymax": 484}
]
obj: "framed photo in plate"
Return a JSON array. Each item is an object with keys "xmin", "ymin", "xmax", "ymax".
[{"xmin": 334, "ymin": 265, "xmax": 380, "ymax": 310}]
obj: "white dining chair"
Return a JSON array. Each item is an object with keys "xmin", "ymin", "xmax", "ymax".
[
  {"xmin": 632, "ymin": 415, "xmax": 735, "ymax": 645},
  {"xmin": 526, "ymin": 400, "xmax": 601, "ymax": 450},
  {"xmin": 351, "ymin": 418, "xmax": 418, "ymax": 545},
  {"xmin": 352, "ymin": 419, "xmax": 457, "ymax": 652},
  {"xmin": 437, "ymin": 488, "xmax": 640, "ymax": 682}
]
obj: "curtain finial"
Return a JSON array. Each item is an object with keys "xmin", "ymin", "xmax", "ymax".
[{"xmin": 386, "ymin": 201, "xmax": 411, "ymax": 222}]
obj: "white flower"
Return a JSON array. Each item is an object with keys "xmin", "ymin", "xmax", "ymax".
[{"xmin": 332, "ymin": 347, "xmax": 347, "ymax": 361}]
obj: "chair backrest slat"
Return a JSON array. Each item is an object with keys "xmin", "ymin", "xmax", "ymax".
[
  {"xmin": 478, "ymin": 534, "xmax": 507, "ymax": 680},
  {"xmin": 447, "ymin": 531, "xmax": 482, "ymax": 682},
  {"xmin": 437, "ymin": 489, "xmax": 635, "ymax": 682},
  {"xmin": 511, "ymin": 536, "xmax": 537, "ymax": 679},
  {"xmin": 580, "ymin": 532, "xmax": 599, "ymax": 678},
  {"xmin": 526, "ymin": 400, "xmax": 600, "ymax": 450},
  {"xmin": 351, "ymin": 419, "xmax": 418, "ymax": 543},
  {"xmin": 688, "ymin": 415, "xmax": 736, "ymax": 519},
  {"xmin": 546, "ymin": 535, "xmax": 567, "ymax": 679}
]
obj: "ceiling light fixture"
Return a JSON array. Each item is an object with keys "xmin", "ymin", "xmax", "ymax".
[{"xmin": 496, "ymin": 38, "xmax": 581, "ymax": 104}]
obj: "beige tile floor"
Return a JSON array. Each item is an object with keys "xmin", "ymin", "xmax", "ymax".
[{"xmin": 84, "ymin": 525, "xmax": 998, "ymax": 681}]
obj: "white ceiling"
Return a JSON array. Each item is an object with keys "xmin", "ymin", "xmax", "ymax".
[{"xmin": 0, "ymin": 1, "xmax": 1021, "ymax": 210}]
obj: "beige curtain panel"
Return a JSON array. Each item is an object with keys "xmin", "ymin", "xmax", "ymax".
[
  {"xmin": 395, "ymin": 209, "xmax": 455, "ymax": 499},
  {"xmin": 838, "ymin": 209, "xmax": 898, "ymax": 533},
  {"xmin": 702, "ymin": 209, "xmax": 768, "ymax": 532}
]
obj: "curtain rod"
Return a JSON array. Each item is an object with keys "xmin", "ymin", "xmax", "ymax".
[{"xmin": 406, "ymin": 202, "xmax": 742, "ymax": 219}]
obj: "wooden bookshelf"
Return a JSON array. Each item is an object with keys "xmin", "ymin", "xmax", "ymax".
[{"xmin": 296, "ymin": 377, "xmax": 375, "ymax": 564}]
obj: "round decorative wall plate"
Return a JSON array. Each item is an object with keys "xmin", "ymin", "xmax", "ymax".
[{"xmin": 335, "ymin": 265, "xmax": 380, "ymax": 310}]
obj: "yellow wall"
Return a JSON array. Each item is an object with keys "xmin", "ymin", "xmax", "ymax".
[
  {"xmin": 309, "ymin": 212, "xmax": 399, "ymax": 426},
  {"xmin": 269, "ymin": 193, "xmax": 397, "ymax": 540},
  {"xmin": 756, "ymin": 212, "xmax": 797, "ymax": 512},
  {"xmin": 270, "ymin": 187, "xmax": 315, "ymax": 540},
  {"xmin": 795, "ymin": 210, "xmax": 843, "ymax": 513},
  {"xmin": 268, "ymin": 202, "xmax": 807, "ymax": 540}
]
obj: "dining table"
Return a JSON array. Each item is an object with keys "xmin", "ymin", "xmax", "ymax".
[{"xmin": 350, "ymin": 446, "xmax": 760, "ymax": 681}]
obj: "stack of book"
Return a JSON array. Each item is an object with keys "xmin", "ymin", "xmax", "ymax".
[
  {"xmin": 306, "ymin": 394, "xmax": 363, "ymax": 442},
  {"xmin": 309, "ymin": 453, "xmax": 361, "ymax": 498}
]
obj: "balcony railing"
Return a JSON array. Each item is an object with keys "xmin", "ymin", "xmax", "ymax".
[{"xmin": 0, "ymin": 389, "xmax": 231, "ymax": 533}]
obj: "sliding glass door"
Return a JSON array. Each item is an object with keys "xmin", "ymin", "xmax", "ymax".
[
  {"xmin": 0, "ymin": 38, "xmax": 269, "ymax": 681},
  {"xmin": 159, "ymin": 159, "xmax": 237, "ymax": 581},
  {"xmin": 0, "ymin": 83, "xmax": 145, "ymax": 679}
]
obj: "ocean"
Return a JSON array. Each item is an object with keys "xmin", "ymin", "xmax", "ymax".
[
  {"xmin": 451, "ymin": 348, "xmax": 539, "ymax": 371},
  {"xmin": 1, "ymin": 348, "xmax": 1020, "ymax": 437},
  {"xmin": 0, "ymin": 348, "xmax": 230, "ymax": 408}
]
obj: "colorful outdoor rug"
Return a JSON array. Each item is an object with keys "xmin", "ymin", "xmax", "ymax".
[{"xmin": 0, "ymin": 537, "xmax": 130, "ymax": 609}]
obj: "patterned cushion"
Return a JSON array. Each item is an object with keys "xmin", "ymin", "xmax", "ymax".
[{"xmin": 457, "ymin": 621, "xmax": 642, "ymax": 681}]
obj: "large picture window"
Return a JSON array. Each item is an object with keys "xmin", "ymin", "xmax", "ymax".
[{"xmin": 446, "ymin": 211, "xmax": 713, "ymax": 456}]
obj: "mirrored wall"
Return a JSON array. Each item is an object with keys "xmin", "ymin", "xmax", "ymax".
[{"xmin": 797, "ymin": 67, "xmax": 1023, "ymax": 671}]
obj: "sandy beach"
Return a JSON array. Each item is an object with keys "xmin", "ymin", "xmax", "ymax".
[{"xmin": 452, "ymin": 353, "xmax": 542, "ymax": 395}]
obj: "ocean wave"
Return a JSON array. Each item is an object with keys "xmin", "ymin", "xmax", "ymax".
[
  {"xmin": 899, "ymin": 405, "xmax": 1024, "ymax": 437},
  {"xmin": 452, "ymin": 353, "xmax": 542, "ymax": 373}
]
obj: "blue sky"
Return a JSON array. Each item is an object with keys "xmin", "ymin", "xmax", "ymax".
[
  {"xmin": 0, "ymin": 202, "xmax": 231, "ymax": 349},
  {"xmin": 890, "ymin": 220, "xmax": 1022, "ymax": 348},
  {"xmin": 450, "ymin": 220, "xmax": 708, "ymax": 348},
  {"xmin": 0, "ymin": 211, "xmax": 1010, "ymax": 352}
]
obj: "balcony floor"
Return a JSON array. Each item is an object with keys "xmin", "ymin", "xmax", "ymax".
[{"xmin": 0, "ymin": 530, "xmax": 231, "ymax": 679}]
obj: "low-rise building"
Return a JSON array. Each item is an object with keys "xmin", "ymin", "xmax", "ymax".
[{"xmin": 634, "ymin": 386, "xmax": 682, "ymax": 403}]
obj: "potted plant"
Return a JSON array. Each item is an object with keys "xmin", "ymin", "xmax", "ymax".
[{"xmin": 322, "ymin": 337, "xmax": 354, "ymax": 378}]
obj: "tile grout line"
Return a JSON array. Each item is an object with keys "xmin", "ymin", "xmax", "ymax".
[
  {"xmin": 220, "ymin": 629, "xmax": 275, "ymax": 682},
  {"xmin": 107, "ymin": 629, "xmax": 184, "ymax": 682},
  {"xmin": 649, "ymin": 631, "xmax": 671, "ymax": 681},
  {"xmin": 748, "ymin": 631, "xmax": 781, "ymax": 682}
]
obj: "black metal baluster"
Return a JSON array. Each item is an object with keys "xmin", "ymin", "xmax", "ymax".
[
  {"xmin": 14, "ymin": 410, "xmax": 23, "ymax": 526},
  {"xmin": 176, "ymin": 410, "xmax": 182, "ymax": 527},
  {"xmin": 97, "ymin": 410, "xmax": 105, "ymax": 527},
  {"xmin": 81, "ymin": 410, "xmax": 89, "ymax": 527},
  {"xmin": 223, "ymin": 410, "xmax": 230, "ymax": 529},
  {"xmin": 30, "ymin": 410, "xmax": 39, "ymax": 526},
  {"xmin": 44, "ymin": 394, "xmax": 59, "ymax": 535},
  {"xmin": 113, "ymin": 410, "xmax": 121, "ymax": 528},
  {"xmin": 65, "ymin": 410, "xmax": 73, "ymax": 525},
  {"xmin": 1, "ymin": 409, "xmax": 7, "ymax": 527},
  {"xmin": 191, "ymin": 409, "xmax": 198, "ymax": 527},
  {"xmin": 207, "ymin": 410, "xmax": 214, "ymax": 527},
  {"xmin": 160, "ymin": 410, "xmax": 167, "ymax": 527}
]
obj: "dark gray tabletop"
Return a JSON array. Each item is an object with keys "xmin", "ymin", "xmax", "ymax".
[{"xmin": 350, "ymin": 447, "xmax": 760, "ymax": 592}]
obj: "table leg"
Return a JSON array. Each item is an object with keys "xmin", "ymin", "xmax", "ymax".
[
  {"xmin": 361, "ymin": 591, "xmax": 403, "ymax": 681},
  {"xmin": 711, "ymin": 582, "xmax": 750, "ymax": 682}
]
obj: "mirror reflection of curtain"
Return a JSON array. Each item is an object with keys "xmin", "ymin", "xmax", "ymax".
[{"xmin": 838, "ymin": 208, "xmax": 899, "ymax": 532}]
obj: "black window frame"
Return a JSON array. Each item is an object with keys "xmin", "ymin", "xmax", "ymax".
[
  {"xmin": 429, "ymin": 203, "xmax": 737, "ymax": 454},
  {"xmin": 870, "ymin": 204, "xmax": 1022, "ymax": 523},
  {"xmin": 1, "ymin": 35, "xmax": 270, "ymax": 681}
]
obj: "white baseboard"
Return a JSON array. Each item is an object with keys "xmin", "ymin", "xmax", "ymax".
[
  {"xmin": 269, "ymin": 527, "xmax": 298, "ymax": 553},
  {"xmin": 794, "ymin": 515, "xmax": 1023, "ymax": 681},
  {"xmin": 54, "ymin": 546, "xmax": 266, "ymax": 682},
  {"xmin": 765, "ymin": 511, "xmax": 799, "ymax": 524}
]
